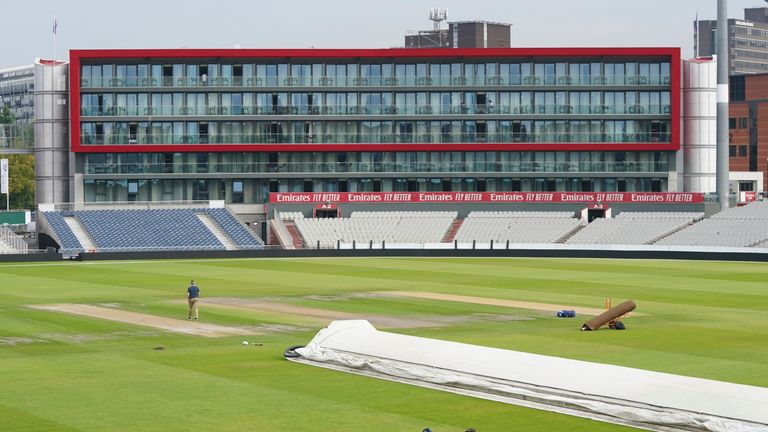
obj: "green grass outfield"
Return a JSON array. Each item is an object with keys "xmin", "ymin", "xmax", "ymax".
[{"xmin": 1, "ymin": 257, "xmax": 767, "ymax": 431}]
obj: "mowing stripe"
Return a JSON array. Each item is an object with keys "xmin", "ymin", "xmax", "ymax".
[
  {"xmin": 379, "ymin": 291, "xmax": 618, "ymax": 316},
  {"xmin": 195, "ymin": 297, "xmax": 450, "ymax": 329},
  {"xmin": 28, "ymin": 304, "xmax": 260, "ymax": 338}
]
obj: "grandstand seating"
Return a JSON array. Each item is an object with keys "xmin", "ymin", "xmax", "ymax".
[
  {"xmin": 206, "ymin": 208, "xmax": 263, "ymax": 249},
  {"xmin": 41, "ymin": 208, "xmax": 263, "ymax": 252},
  {"xmin": 36, "ymin": 201, "xmax": 768, "ymax": 253},
  {"xmin": 566, "ymin": 212, "xmax": 703, "ymax": 245},
  {"xmin": 453, "ymin": 211, "xmax": 583, "ymax": 244},
  {"xmin": 40, "ymin": 211, "xmax": 83, "ymax": 251},
  {"xmin": 279, "ymin": 211, "xmax": 304, "ymax": 220},
  {"xmin": 295, "ymin": 211, "xmax": 456, "ymax": 247},
  {"xmin": 657, "ymin": 202, "xmax": 768, "ymax": 247}
]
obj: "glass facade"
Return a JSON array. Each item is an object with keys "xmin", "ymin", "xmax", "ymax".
[
  {"xmin": 83, "ymin": 177, "xmax": 670, "ymax": 203},
  {"xmin": 80, "ymin": 60, "xmax": 671, "ymax": 88},
  {"xmin": 80, "ymin": 150, "xmax": 670, "ymax": 202},
  {"xmin": 79, "ymin": 59, "xmax": 672, "ymax": 146},
  {"xmin": 82, "ymin": 151, "xmax": 669, "ymax": 175},
  {"xmin": 0, "ymin": 65, "xmax": 35, "ymax": 125},
  {"xmin": 73, "ymin": 50, "xmax": 678, "ymax": 203}
]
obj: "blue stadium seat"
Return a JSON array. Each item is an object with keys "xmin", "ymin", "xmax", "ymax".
[{"xmin": 42, "ymin": 211, "xmax": 83, "ymax": 251}]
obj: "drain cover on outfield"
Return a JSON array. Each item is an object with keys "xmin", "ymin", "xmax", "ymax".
[{"xmin": 28, "ymin": 304, "xmax": 260, "ymax": 338}]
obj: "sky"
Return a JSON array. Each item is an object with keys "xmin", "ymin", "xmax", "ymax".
[{"xmin": 1, "ymin": 0, "xmax": 767, "ymax": 67}]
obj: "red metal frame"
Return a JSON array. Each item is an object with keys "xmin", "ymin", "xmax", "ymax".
[{"xmin": 70, "ymin": 47, "xmax": 681, "ymax": 154}]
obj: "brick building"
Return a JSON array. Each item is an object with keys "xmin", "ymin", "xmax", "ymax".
[{"xmin": 729, "ymin": 73, "xmax": 768, "ymax": 196}]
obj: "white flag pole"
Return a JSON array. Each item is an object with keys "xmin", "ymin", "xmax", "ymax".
[{"xmin": 53, "ymin": 17, "xmax": 57, "ymax": 61}]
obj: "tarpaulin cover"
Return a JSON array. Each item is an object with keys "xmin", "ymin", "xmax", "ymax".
[{"xmin": 294, "ymin": 320, "xmax": 768, "ymax": 432}]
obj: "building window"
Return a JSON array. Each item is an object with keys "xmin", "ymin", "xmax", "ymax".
[
  {"xmin": 739, "ymin": 117, "xmax": 747, "ymax": 129},
  {"xmin": 193, "ymin": 179, "xmax": 208, "ymax": 200},
  {"xmin": 729, "ymin": 145, "xmax": 736, "ymax": 157},
  {"xmin": 730, "ymin": 75, "xmax": 746, "ymax": 102},
  {"xmin": 739, "ymin": 145, "xmax": 748, "ymax": 157},
  {"xmin": 127, "ymin": 181, "xmax": 138, "ymax": 202},
  {"xmin": 729, "ymin": 118, "xmax": 737, "ymax": 129},
  {"xmin": 232, "ymin": 180, "xmax": 244, "ymax": 203}
]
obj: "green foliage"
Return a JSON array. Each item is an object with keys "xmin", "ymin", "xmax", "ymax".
[
  {"xmin": 0, "ymin": 257, "xmax": 766, "ymax": 431},
  {"xmin": 1, "ymin": 107, "xmax": 36, "ymax": 210},
  {"xmin": 0, "ymin": 106, "xmax": 15, "ymax": 124},
  {"xmin": 0, "ymin": 153, "xmax": 35, "ymax": 210}
]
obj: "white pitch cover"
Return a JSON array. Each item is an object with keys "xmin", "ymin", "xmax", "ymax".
[
  {"xmin": 293, "ymin": 320, "xmax": 768, "ymax": 432},
  {"xmin": 0, "ymin": 158, "xmax": 8, "ymax": 194}
]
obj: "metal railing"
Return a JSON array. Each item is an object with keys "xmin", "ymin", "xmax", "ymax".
[
  {"xmin": 42, "ymin": 200, "xmax": 215, "ymax": 212},
  {"xmin": 80, "ymin": 103, "xmax": 672, "ymax": 117},
  {"xmin": 0, "ymin": 224, "xmax": 28, "ymax": 253},
  {"xmin": 82, "ymin": 160, "xmax": 670, "ymax": 175},
  {"xmin": 79, "ymin": 131, "xmax": 673, "ymax": 146},
  {"xmin": 80, "ymin": 74, "xmax": 673, "ymax": 89},
  {"xmin": 270, "ymin": 212, "xmax": 296, "ymax": 250},
  {"xmin": 0, "ymin": 124, "xmax": 34, "ymax": 150}
]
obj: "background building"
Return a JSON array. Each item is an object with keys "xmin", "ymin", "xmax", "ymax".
[
  {"xmin": 729, "ymin": 72, "xmax": 768, "ymax": 196},
  {"xmin": 404, "ymin": 10, "xmax": 510, "ymax": 49},
  {"xmin": 55, "ymin": 47, "xmax": 679, "ymax": 222},
  {"xmin": 697, "ymin": 7, "xmax": 768, "ymax": 75},
  {"xmin": 405, "ymin": 21, "xmax": 511, "ymax": 49},
  {"xmin": 0, "ymin": 64, "xmax": 35, "ymax": 124},
  {"xmin": 0, "ymin": 64, "xmax": 36, "ymax": 152}
]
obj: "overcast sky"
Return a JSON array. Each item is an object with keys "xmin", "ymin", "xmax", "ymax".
[{"xmin": 1, "ymin": 0, "xmax": 766, "ymax": 67}]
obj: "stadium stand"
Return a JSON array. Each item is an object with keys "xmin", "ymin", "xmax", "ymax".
[
  {"xmin": 294, "ymin": 211, "xmax": 456, "ymax": 247},
  {"xmin": 0, "ymin": 242, "xmax": 9, "ymax": 253},
  {"xmin": 206, "ymin": 208, "xmax": 264, "ymax": 249},
  {"xmin": 656, "ymin": 201, "xmax": 768, "ymax": 247},
  {"xmin": 1, "ymin": 225, "xmax": 29, "ymax": 254},
  {"xmin": 40, "ymin": 208, "xmax": 263, "ymax": 252},
  {"xmin": 39, "ymin": 211, "xmax": 83, "ymax": 252},
  {"xmin": 453, "ymin": 211, "xmax": 583, "ymax": 244},
  {"xmin": 566, "ymin": 212, "xmax": 703, "ymax": 245},
  {"xmin": 279, "ymin": 212, "xmax": 304, "ymax": 220}
]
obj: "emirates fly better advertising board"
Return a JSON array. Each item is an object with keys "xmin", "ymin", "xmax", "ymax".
[{"xmin": 270, "ymin": 192, "xmax": 704, "ymax": 204}]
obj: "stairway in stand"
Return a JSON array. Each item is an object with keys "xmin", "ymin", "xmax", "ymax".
[
  {"xmin": 284, "ymin": 221, "xmax": 305, "ymax": 249},
  {"xmin": 442, "ymin": 218, "xmax": 464, "ymax": 243},
  {"xmin": 64, "ymin": 217, "xmax": 97, "ymax": 250}
]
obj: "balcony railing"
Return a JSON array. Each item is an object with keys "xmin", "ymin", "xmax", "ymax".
[
  {"xmin": 79, "ymin": 131, "xmax": 672, "ymax": 146},
  {"xmin": 0, "ymin": 124, "xmax": 34, "ymax": 150},
  {"xmin": 80, "ymin": 74, "xmax": 673, "ymax": 89},
  {"xmin": 82, "ymin": 160, "xmax": 670, "ymax": 175},
  {"xmin": 80, "ymin": 103, "xmax": 672, "ymax": 117}
]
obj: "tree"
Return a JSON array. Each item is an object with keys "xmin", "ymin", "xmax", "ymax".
[
  {"xmin": 1, "ymin": 107, "xmax": 35, "ymax": 210},
  {"xmin": 9, "ymin": 154, "xmax": 34, "ymax": 209},
  {"xmin": 0, "ymin": 154, "xmax": 35, "ymax": 210},
  {"xmin": 0, "ymin": 106, "xmax": 14, "ymax": 148},
  {"xmin": 0, "ymin": 106, "xmax": 14, "ymax": 124}
]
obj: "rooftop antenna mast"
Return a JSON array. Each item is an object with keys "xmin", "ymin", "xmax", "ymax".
[
  {"xmin": 428, "ymin": 8, "xmax": 448, "ymax": 47},
  {"xmin": 429, "ymin": 8, "xmax": 448, "ymax": 30}
]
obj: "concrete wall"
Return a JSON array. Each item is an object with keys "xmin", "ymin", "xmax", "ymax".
[{"xmin": 73, "ymin": 248, "xmax": 768, "ymax": 263}]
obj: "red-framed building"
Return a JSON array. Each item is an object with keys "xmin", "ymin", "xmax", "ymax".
[{"xmin": 64, "ymin": 47, "xmax": 680, "ymax": 210}]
